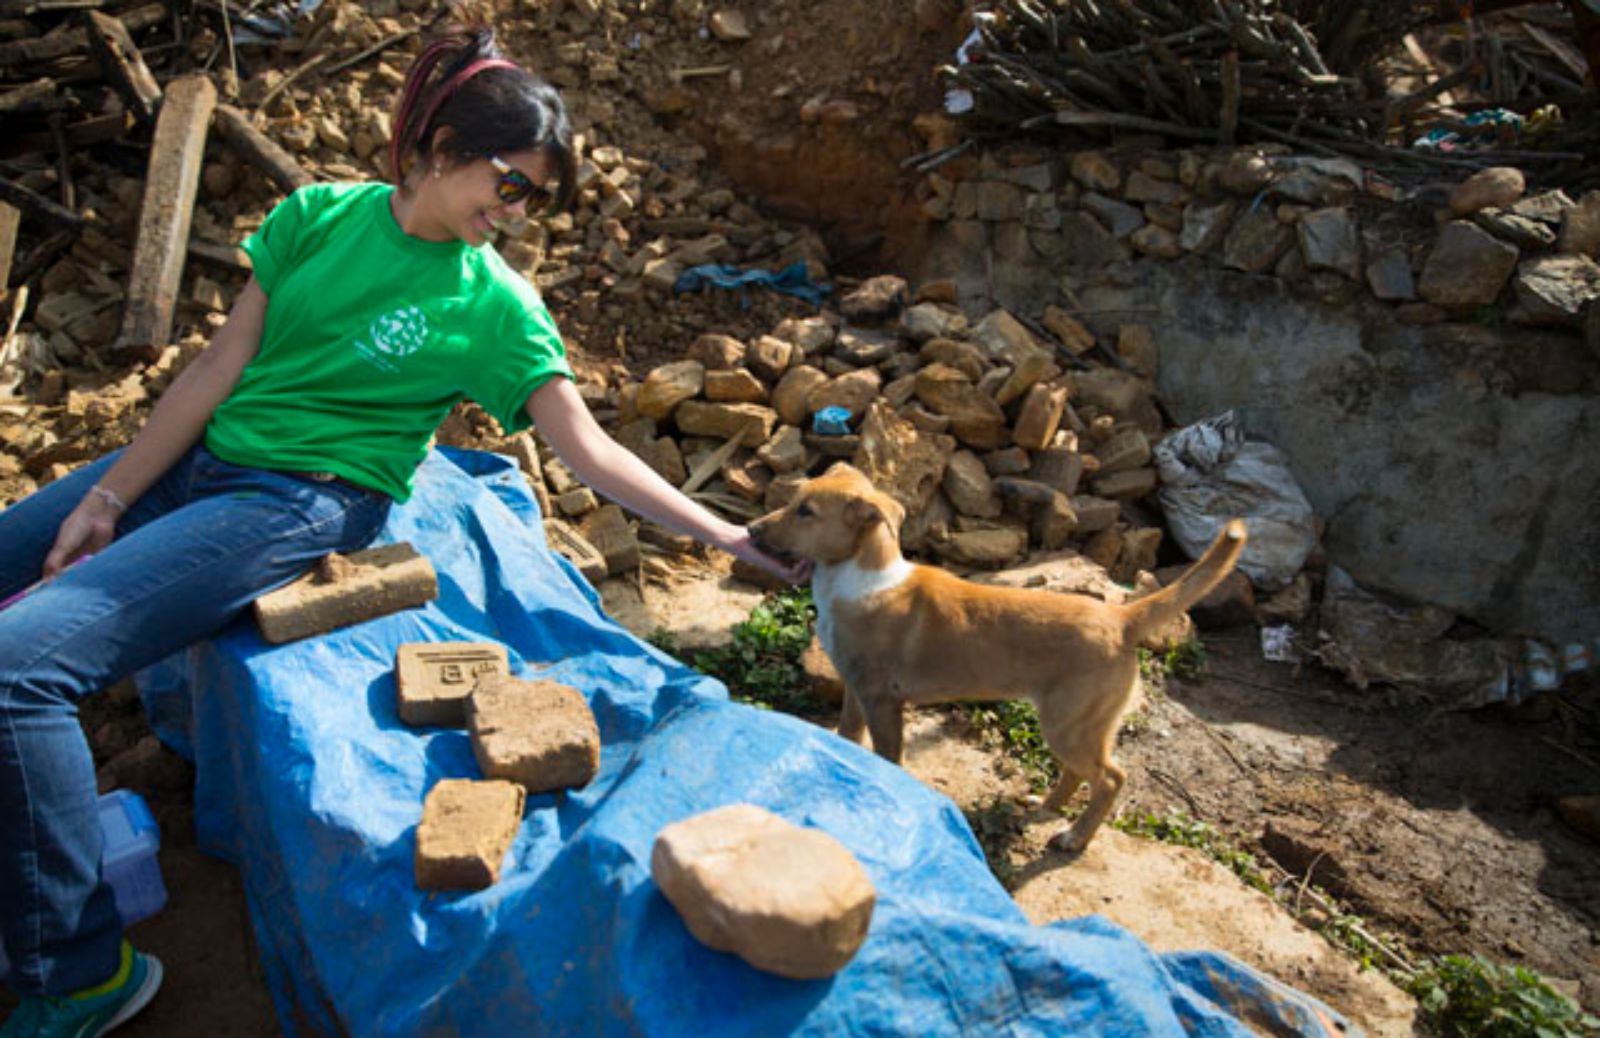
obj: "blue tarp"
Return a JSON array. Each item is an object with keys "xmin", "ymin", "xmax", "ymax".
[{"xmin": 140, "ymin": 448, "xmax": 1351, "ymax": 1037}]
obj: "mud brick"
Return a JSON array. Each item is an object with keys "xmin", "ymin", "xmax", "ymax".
[
  {"xmin": 1070, "ymin": 495, "xmax": 1120, "ymax": 535},
  {"xmin": 467, "ymin": 676, "xmax": 601, "ymax": 795},
  {"xmin": 396, "ymin": 642, "xmax": 510, "ymax": 727},
  {"xmin": 580, "ymin": 504, "xmax": 641, "ymax": 576},
  {"xmin": 1093, "ymin": 430, "xmax": 1151, "ymax": 476},
  {"xmin": 415, "ymin": 779, "xmax": 525, "ymax": 891},
  {"xmin": 544, "ymin": 518, "xmax": 608, "ymax": 584},
  {"xmin": 1092, "ymin": 467, "xmax": 1158, "ymax": 501},
  {"xmin": 1011, "ymin": 383, "xmax": 1068, "ymax": 450},
  {"xmin": 254, "ymin": 543, "xmax": 438, "ymax": 645},
  {"xmin": 1028, "ymin": 448, "xmax": 1084, "ymax": 496}
]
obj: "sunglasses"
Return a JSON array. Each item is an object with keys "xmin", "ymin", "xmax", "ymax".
[{"xmin": 488, "ymin": 155, "xmax": 553, "ymax": 209}]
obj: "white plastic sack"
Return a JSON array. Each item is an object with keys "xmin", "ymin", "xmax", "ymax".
[{"xmin": 1154, "ymin": 412, "xmax": 1316, "ymax": 591}]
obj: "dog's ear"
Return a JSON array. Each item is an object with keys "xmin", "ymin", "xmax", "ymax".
[
  {"xmin": 845, "ymin": 494, "xmax": 904, "ymax": 534},
  {"xmin": 878, "ymin": 494, "xmax": 906, "ymax": 537},
  {"xmin": 824, "ymin": 461, "xmax": 861, "ymax": 479}
]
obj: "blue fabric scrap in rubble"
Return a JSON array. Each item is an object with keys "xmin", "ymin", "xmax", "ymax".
[
  {"xmin": 137, "ymin": 447, "xmax": 1354, "ymax": 1037},
  {"xmin": 672, "ymin": 262, "xmax": 831, "ymax": 306}
]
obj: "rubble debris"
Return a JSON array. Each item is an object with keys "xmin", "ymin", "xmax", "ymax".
[{"xmin": 651, "ymin": 804, "xmax": 875, "ymax": 980}]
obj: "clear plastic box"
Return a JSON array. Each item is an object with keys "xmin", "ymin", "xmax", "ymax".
[{"xmin": 0, "ymin": 790, "xmax": 167, "ymax": 982}]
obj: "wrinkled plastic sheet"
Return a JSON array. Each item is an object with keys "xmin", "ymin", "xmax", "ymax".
[
  {"xmin": 672, "ymin": 263, "xmax": 831, "ymax": 306},
  {"xmin": 140, "ymin": 448, "xmax": 1352, "ymax": 1037}
]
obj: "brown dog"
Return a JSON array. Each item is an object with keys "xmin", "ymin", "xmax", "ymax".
[{"xmin": 749, "ymin": 463, "xmax": 1247, "ymax": 854}]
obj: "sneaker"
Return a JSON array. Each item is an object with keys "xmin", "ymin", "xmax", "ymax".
[{"xmin": 0, "ymin": 941, "xmax": 163, "ymax": 1037}]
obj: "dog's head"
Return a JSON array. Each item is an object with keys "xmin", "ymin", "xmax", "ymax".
[{"xmin": 748, "ymin": 463, "xmax": 907, "ymax": 566}]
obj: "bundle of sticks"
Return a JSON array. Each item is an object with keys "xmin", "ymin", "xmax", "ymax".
[{"xmin": 938, "ymin": 0, "xmax": 1596, "ymax": 178}]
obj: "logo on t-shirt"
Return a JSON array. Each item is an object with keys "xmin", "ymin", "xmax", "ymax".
[{"xmin": 355, "ymin": 306, "xmax": 429, "ymax": 373}]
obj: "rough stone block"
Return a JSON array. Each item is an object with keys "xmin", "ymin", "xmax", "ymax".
[
  {"xmin": 396, "ymin": 642, "xmax": 510, "ymax": 727},
  {"xmin": 579, "ymin": 505, "xmax": 639, "ymax": 577},
  {"xmin": 468, "ymin": 676, "xmax": 601, "ymax": 795},
  {"xmin": 415, "ymin": 779, "xmax": 525, "ymax": 891},
  {"xmin": 254, "ymin": 543, "xmax": 438, "ymax": 645},
  {"xmin": 651, "ymin": 804, "xmax": 875, "ymax": 979},
  {"xmin": 1092, "ymin": 467, "xmax": 1158, "ymax": 501}
]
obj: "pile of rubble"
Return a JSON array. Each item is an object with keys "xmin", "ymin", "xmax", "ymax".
[
  {"xmin": 510, "ymin": 272, "xmax": 1193, "ymax": 602},
  {"xmin": 0, "ymin": 0, "xmax": 832, "ymax": 505}
]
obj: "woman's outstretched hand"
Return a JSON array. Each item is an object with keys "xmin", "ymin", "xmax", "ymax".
[{"xmin": 724, "ymin": 527, "xmax": 812, "ymax": 585}]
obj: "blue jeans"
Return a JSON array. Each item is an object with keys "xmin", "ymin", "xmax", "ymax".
[{"xmin": 0, "ymin": 444, "xmax": 390, "ymax": 995}]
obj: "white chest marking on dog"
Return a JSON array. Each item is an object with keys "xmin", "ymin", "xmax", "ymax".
[{"xmin": 812, "ymin": 558, "xmax": 913, "ymax": 660}]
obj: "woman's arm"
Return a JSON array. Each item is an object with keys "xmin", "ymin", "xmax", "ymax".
[
  {"xmin": 43, "ymin": 278, "xmax": 270, "ymax": 574},
  {"xmin": 525, "ymin": 377, "xmax": 806, "ymax": 583}
]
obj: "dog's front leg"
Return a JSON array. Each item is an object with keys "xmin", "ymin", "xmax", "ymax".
[
  {"xmin": 859, "ymin": 687, "xmax": 906, "ymax": 764},
  {"xmin": 837, "ymin": 686, "xmax": 867, "ymax": 746}
]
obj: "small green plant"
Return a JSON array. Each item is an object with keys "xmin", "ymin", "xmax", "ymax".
[
  {"xmin": 1112, "ymin": 809, "xmax": 1271, "ymax": 894},
  {"xmin": 660, "ymin": 588, "xmax": 820, "ymax": 715},
  {"xmin": 960, "ymin": 699, "xmax": 1059, "ymax": 792},
  {"xmin": 962, "ymin": 797, "xmax": 1029, "ymax": 890},
  {"xmin": 1140, "ymin": 637, "xmax": 1207, "ymax": 683},
  {"xmin": 1407, "ymin": 954, "xmax": 1598, "ymax": 1037}
]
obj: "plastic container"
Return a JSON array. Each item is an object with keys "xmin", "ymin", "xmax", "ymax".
[{"xmin": 0, "ymin": 790, "xmax": 167, "ymax": 982}]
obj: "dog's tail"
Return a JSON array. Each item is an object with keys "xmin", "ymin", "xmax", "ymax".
[{"xmin": 1121, "ymin": 520, "xmax": 1249, "ymax": 643}]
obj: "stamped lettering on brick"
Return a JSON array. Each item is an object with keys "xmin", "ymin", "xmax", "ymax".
[{"xmin": 395, "ymin": 642, "xmax": 510, "ymax": 727}]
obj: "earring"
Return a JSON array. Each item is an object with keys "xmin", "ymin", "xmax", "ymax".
[{"xmin": 432, "ymin": 165, "xmax": 442, "ymax": 179}]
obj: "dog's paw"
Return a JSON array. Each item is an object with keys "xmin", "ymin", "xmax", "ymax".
[{"xmin": 1048, "ymin": 829, "xmax": 1090, "ymax": 857}]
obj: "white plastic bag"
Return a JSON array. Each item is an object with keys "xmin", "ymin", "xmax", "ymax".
[{"xmin": 1154, "ymin": 412, "xmax": 1316, "ymax": 591}]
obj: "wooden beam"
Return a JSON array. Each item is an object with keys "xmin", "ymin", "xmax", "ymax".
[
  {"xmin": 119, "ymin": 75, "xmax": 216, "ymax": 355},
  {"xmin": 213, "ymin": 103, "xmax": 314, "ymax": 193}
]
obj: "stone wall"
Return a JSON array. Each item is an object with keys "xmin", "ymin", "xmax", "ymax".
[{"xmin": 901, "ymin": 145, "xmax": 1600, "ymax": 643}]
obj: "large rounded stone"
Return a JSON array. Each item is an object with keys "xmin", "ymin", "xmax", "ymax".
[
  {"xmin": 638, "ymin": 360, "xmax": 705, "ymax": 420},
  {"xmin": 652, "ymin": 804, "xmax": 876, "ymax": 980},
  {"xmin": 1448, "ymin": 166, "xmax": 1525, "ymax": 217}
]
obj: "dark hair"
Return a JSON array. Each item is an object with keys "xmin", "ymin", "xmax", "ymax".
[{"xmin": 390, "ymin": 26, "xmax": 576, "ymax": 215}]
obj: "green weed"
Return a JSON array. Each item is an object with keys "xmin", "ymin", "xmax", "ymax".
[
  {"xmin": 1407, "ymin": 954, "xmax": 1598, "ymax": 1037},
  {"xmin": 960, "ymin": 700, "xmax": 1059, "ymax": 792},
  {"xmin": 1112, "ymin": 809, "xmax": 1272, "ymax": 895},
  {"xmin": 1139, "ymin": 637, "xmax": 1208, "ymax": 682},
  {"xmin": 655, "ymin": 588, "xmax": 820, "ymax": 715}
]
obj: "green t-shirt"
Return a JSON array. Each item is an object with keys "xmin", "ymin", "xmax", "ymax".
[{"xmin": 206, "ymin": 182, "xmax": 573, "ymax": 501}]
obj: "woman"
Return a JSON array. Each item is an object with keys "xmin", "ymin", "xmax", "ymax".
[{"xmin": 0, "ymin": 27, "xmax": 800, "ymax": 1036}]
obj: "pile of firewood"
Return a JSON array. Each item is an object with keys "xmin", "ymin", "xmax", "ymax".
[{"xmin": 937, "ymin": 0, "xmax": 1598, "ymax": 183}]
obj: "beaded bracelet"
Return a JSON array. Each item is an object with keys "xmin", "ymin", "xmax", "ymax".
[{"xmin": 90, "ymin": 484, "xmax": 128, "ymax": 513}]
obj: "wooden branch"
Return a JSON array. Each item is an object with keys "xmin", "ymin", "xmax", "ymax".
[
  {"xmin": 0, "ymin": 2, "xmax": 163, "ymax": 68},
  {"xmin": 0, "ymin": 175, "xmax": 84, "ymax": 231},
  {"xmin": 120, "ymin": 75, "xmax": 217, "ymax": 355},
  {"xmin": 319, "ymin": 26, "xmax": 419, "ymax": 79},
  {"xmin": 212, "ymin": 103, "xmax": 314, "ymax": 194},
  {"xmin": 0, "ymin": 203, "xmax": 19, "ymax": 292},
  {"xmin": 0, "ymin": 78, "xmax": 57, "ymax": 114},
  {"xmin": 81, "ymin": 8, "xmax": 161, "ymax": 123}
]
